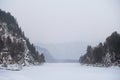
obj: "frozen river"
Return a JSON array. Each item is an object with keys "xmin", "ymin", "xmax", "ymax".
[{"xmin": 0, "ymin": 63, "xmax": 120, "ymax": 80}]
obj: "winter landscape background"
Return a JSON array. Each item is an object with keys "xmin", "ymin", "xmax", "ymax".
[
  {"xmin": 0, "ymin": 0, "xmax": 120, "ymax": 80},
  {"xmin": 0, "ymin": 0, "xmax": 119, "ymax": 62}
]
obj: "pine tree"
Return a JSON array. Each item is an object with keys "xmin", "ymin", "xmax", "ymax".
[{"xmin": 0, "ymin": 36, "xmax": 4, "ymax": 51}]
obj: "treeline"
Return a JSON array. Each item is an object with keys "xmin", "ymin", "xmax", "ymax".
[{"xmin": 80, "ymin": 31, "xmax": 120, "ymax": 67}]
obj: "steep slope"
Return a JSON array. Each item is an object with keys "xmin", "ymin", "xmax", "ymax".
[
  {"xmin": 0, "ymin": 9, "xmax": 45, "ymax": 69},
  {"xmin": 80, "ymin": 31, "xmax": 120, "ymax": 67}
]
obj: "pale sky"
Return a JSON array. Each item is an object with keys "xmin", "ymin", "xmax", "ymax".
[{"xmin": 0, "ymin": 0, "xmax": 120, "ymax": 44}]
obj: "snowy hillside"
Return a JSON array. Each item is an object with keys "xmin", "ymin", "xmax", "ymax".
[
  {"xmin": 80, "ymin": 32, "xmax": 120, "ymax": 67},
  {"xmin": 0, "ymin": 9, "xmax": 45, "ymax": 70},
  {"xmin": 0, "ymin": 63, "xmax": 119, "ymax": 80}
]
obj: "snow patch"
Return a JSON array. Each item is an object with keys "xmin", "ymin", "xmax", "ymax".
[{"xmin": 0, "ymin": 63, "xmax": 119, "ymax": 80}]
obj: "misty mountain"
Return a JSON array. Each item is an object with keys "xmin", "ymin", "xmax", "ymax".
[
  {"xmin": 36, "ymin": 41, "xmax": 97, "ymax": 63},
  {"xmin": 35, "ymin": 45, "xmax": 55, "ymax": 63}
]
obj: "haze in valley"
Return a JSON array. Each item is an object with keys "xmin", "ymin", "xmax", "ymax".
[{"xmin": 0, "ymin": 0, "xmax": 120, "ymax": 60}]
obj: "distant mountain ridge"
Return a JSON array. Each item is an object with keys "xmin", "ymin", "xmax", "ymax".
[
  {"xmin": 35, "ymin": 45, "xmax": 55, "ymax": 63},
  {"xmin": 35, "ymin": 42, "xmax": 89, "ymax": 63},
  {"xmin": 36, "ymin": 45, "xmax": 79, "ymax": 63}
]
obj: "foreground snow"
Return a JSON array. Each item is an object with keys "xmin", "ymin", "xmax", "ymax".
[{"xmin": 0, "ymin": 63, "xmax": 120, "ymax": 80}]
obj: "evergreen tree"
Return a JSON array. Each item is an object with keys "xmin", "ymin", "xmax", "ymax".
[{"xmin": 0, "ymin": 36, "xmax": 4, "ymax": 51}]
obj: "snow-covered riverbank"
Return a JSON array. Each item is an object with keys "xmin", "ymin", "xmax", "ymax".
[{"xmin": 0, "ymin": 63, "xmax": 119, "ymax": 80}]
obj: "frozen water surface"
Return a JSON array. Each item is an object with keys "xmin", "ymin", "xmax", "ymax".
[{"xmin": 0, "ymin": 63, "xmax": 119, "ymax": 80}]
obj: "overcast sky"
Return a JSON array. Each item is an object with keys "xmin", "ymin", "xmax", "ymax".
[{"xmin": 0, "ymin": 0, "xmax": 120, "ymax": 44}]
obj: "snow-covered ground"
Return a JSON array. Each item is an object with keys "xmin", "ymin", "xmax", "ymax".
[{"xmin": 0, "ymin": 63, "xmax": 120, "ymax": 80}]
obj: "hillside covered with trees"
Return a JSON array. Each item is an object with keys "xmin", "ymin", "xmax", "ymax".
[
  {"xmin": 80, "ymin": 31, "xmax": 120, "ymax": 67},
  {"xmin": 0, "ymin": 9, "xmax": 45, "ymax": 69}
]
